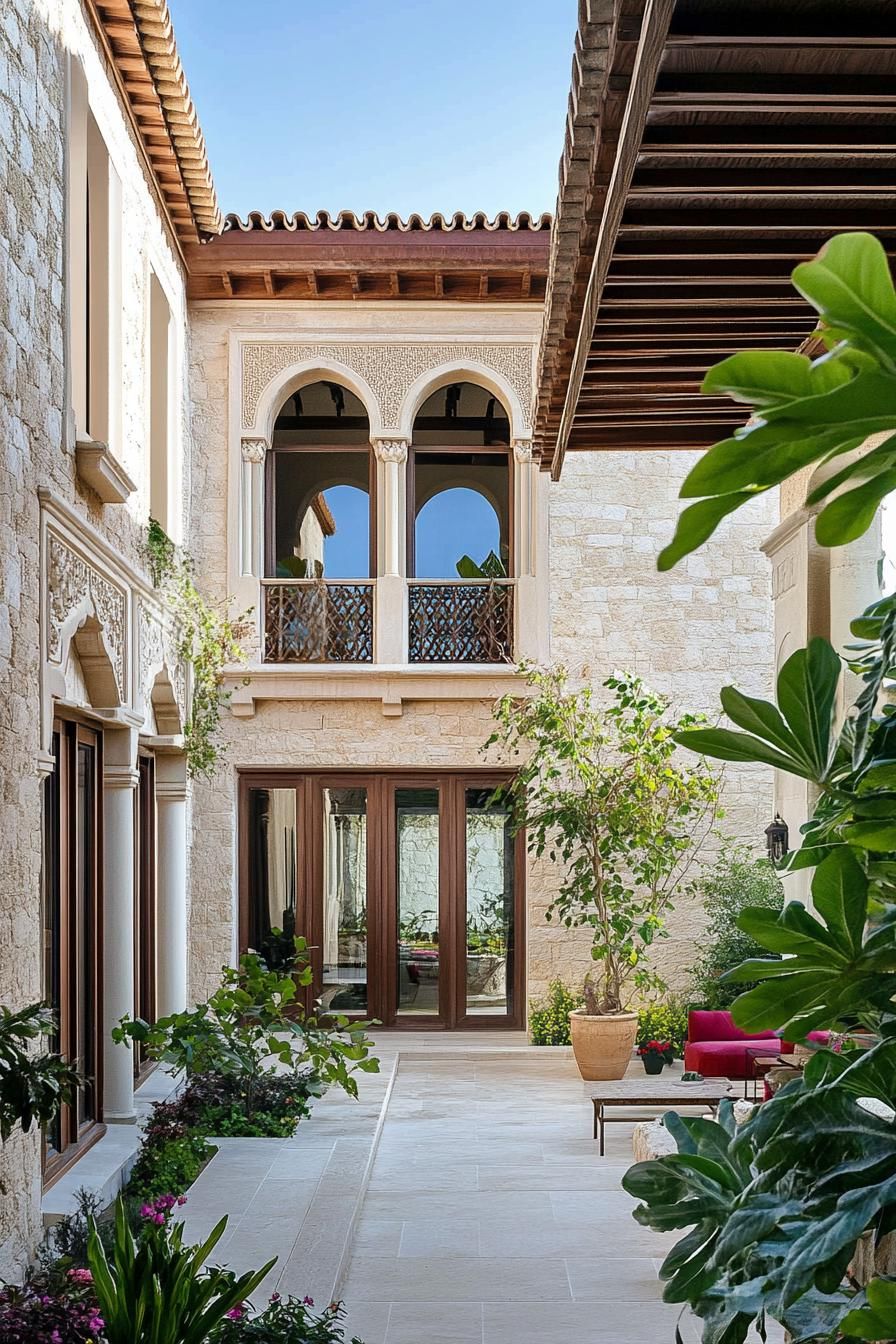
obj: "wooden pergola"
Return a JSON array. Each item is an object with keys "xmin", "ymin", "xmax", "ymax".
[{"xmin": 535, "ymin": 0, "xmax": 896, "ymax": 477}]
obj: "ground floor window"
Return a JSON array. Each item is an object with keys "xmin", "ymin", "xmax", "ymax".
[
  {"xmin": 239, "ymin": 771, "xmax": 524, "ymax": 1029},
  {"xmin": 42, "ymin": 717, "xmax": 104, "ymax": 1182}
]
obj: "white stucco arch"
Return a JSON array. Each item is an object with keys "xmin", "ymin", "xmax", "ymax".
[
  {"xmin": 396, "ymin": 359, "xmax": 527, "ymax": 443},
  {"xmin": 254, "ymin": 358, "xmax": 384, "ymax": 444}
]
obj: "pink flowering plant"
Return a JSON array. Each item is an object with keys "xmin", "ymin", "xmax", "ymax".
[
  {"xmin": 211, "ymin": 1291, "xmax": 364, "ymax": 1343},
  {"xmin": 0, "ymin": 1276, "xmax": 104, "ymax": 1343}
]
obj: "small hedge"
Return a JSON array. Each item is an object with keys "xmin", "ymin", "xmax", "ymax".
[{"xmin": 529, "ymin": 980, "xmax": 581, "ymax": 1045}]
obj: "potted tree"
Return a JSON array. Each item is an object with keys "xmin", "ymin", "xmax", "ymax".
[{"xmin": 487, "ymin": 665, "xmax": 718, "ymax": 1081}]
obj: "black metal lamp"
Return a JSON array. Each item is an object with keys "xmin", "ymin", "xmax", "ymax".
[{"xmin": 765, "ymin": 813, "xmax": 789, "ymax": 862}]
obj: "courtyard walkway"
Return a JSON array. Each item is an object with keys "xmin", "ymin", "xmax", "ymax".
[{"xmin": 178, "ymin": 1035, "xmax": 695, "ymax": 1344}]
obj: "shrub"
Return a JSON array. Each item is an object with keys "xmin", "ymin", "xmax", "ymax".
[
  {"xmin": 0, "ymin": 1278, "xmax": 104, "ymax": 1343},
  {"xmin": 689, "ymin": 846, "xmax": 784, "ymax": 1010},
  {"xmin": 212, "ymin": 1294, "xmax": 363, "ymax": 1343},
  {"xmin": 114, "ymin": 936, "xmax": 379, "ymax": 1107},
  {"xmin": 529, "ymin": 980, "xmax": 581, "ymax": 1045},
  {"xmin": 636, "ymin": 999, "xmax": 688, "ymax": 1055},
  {"xmin": 127, "ymin": 1133, "xmax": 213, "ymax": 1203}
]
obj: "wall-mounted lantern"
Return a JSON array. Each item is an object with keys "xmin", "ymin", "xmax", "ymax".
[{"xmin": 765, "ymin": 813, "xmax": 790, "ymax": 863}]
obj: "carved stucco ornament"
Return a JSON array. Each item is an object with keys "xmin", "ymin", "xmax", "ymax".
[
  {"xmin": 47, "ymin": 534, "xmax": 126, "ymax": 696},
  {"xmin": 138, "ymin": 601, "xmax": 187, "ymax": 720},
  {"xmin": 372, "ymin": 438, "xmax": 409, "ymax": 464},
  {"xmin": 512, "ymin": 438, "xmax": 533, "ymax": 463},
  {"xmin": 241, "ymin": 342, "xmax": 534, "ymax": 434},
  {"xmin": 240, "ymin": 437, "xmax": 268, "ymax": 464}
]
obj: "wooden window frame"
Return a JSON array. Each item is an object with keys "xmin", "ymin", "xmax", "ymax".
[
  {"xmin": 237, "ymin": 768, "xmax": 525, "ymax": 1031},
  {"xmin": 407, "ymin": 443, "xmax": 513, "ymax": 580},
  {"xmin": 264, "ymin": 443, "xmax": 377, "ymax": 581},
  {"xmin": 43, "ymin": 715, "xmax": 106, "ymax": 1188}
]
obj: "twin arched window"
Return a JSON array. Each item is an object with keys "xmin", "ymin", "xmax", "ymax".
[{"xmin": 265, "ymin": 379, "xmax": 511, "ymax": 581}]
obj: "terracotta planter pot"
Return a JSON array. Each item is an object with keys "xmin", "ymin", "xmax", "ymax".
[{"xmin": 568, "ymin": 1010, "xmax": 638, "ymax": 1081}]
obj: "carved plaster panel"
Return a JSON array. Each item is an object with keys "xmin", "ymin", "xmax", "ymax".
[
  {"xmin": 240, "ymin": 437, "xmax": 268, "ymax": 464},
  {"xmin": 138, "ymin": 601, "xmax": 186, "ymax": 719},
  {"xmin": 372, "ymin": 438, "xmax": 409, "ymax": 464},
  {"xmin": 241, "ymin": 342, "xmax": 534, "ymax": 433},
  {"xmin": 47, "ymin": 534, "xmax": 126, "ymax": 696}
]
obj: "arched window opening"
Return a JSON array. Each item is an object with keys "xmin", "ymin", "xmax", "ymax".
[
  {"xmin": 264, "ymin": 381, "xmax": 374, "ymax": 664},
  {"xmin": 408, "ymin": 382, "xmax": 513, "ymax": 663},
  {"xmin": 267, "ymin": 381, "xmax": 372, "ymax": 580},
  {"xmin": 410, "ymin": 383, "xmax": 511, "ymax": 581}
]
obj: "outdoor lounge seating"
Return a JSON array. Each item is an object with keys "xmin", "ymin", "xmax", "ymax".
[{"xmin": 684, "ymin": 1010, "xmax": 793, "ymax": 1079}]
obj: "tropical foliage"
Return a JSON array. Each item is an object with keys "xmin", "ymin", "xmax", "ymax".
[
  {"xmin": 689, "ymin": 847, "xmax": 784, "ymax": 1010},
  {"xmin": 86, "ymin": 1197, "xmax": 273, "ymax": 1344},
  {"xmin": 0, "ymin": 1002, "xmax": 80, "ymax": 1143},
  {"xmin": 624, "ymin": 232, "xmax": 896, "ymax": 1343},
  {"xmin": 488, "ymin": 665, "xmax": 719, "ymax": 1013}
]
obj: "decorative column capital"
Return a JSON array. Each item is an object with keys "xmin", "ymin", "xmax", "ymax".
[
  {"xmin": 372, "ymin": 437, "xmax": 409, "ymax": 465},
  {"xmin": 156, "ymin": 779, "xmax": 188, "ymax": 804},
  {"xmin": 512, "ymin": 437, "xmax": 533, "ymax": 464},
  {"xmin": 241, "ymin": 436, "xmax": 268, "ymax": 464}
]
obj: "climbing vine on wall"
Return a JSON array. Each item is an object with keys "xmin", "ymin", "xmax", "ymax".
[{"xmin": 144, "ymin": 519, "xmax": 252, "ymax": 778}]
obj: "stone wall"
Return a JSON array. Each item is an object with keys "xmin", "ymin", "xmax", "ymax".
[
  {"xmin": 0, "ymin": 0, "xmax": 67, "ymax": 1280},
  {"xmin": 0, "ymin": 0, "xmax": 189, "ymax": 1280},
  {"xmin": 532, "ymin": 449, "xmax": 778, "ymax": 1001}
]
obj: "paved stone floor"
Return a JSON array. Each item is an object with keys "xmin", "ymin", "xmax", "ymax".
[{"xmin": 178, "ymin": 1034, "xmax": 711, "ymax": 1344}]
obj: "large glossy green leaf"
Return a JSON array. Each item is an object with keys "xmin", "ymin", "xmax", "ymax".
[
  {"xmin": 660, "ymin": 233, "xmax": 896, "ymax": 569},
  {"xmin": 793, "ymin": 232, "xmax": 896, "ymax": 372},
  {"xmin": 840, "ymin": 1276, "xmax": 896, "ymax": 1339}
]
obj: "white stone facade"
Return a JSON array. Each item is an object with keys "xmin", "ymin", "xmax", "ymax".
[{"xmin": 0, "ymin": 0, "xmax": 191, "ymax": 1279}]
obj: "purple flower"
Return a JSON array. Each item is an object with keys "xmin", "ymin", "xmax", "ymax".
[
  {"xmin": 226, "ymin": 1304, "xmax": 245, "ymax": 1320},
  {"xmin": 303, "ymin": 1295, "xmax": 315, "ymax": 1306}
]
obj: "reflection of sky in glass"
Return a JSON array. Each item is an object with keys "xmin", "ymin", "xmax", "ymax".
[
  {"xmin": 322, "ymin": 485, "xmax": 370, "ymax": 578},
  {"xmin": 416, "ymin": 489, "xmax": 500, "ymax": 579}
]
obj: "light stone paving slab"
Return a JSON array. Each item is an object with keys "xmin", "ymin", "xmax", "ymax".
[{"xmin": 179, "ymin": 1037, "xmax": 697, "ymax": 1343}]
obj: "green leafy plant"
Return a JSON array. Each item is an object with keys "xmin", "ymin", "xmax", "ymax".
[
  {"xmin": 487, "ymin": 664, "xmax": 720, "ymax": 1013},
  {"xmin": 211, "ymin": 1295, "xmax": 363, "ymax": 1344},
  {"xmin": 0, "ymin": 1002, "xmax": 81, "ymax": 1143},
  {"xmin": 87, "ymin": 1197, "xmax": 274, "ymax": 1344},
  {"xmin": 528, "ymin": 979, "xmax": 582, "ymax": 1045},
  {"xmin": 623, "ymin": 231, "xmax": 896, "ymax": 1344},
  {"xmin": 113, "ymin": 935, "xmax": 379, "ymax": 1106},
  {"xmin": 636, "ymin": 999, "xmax": 688, "ymax": 1056},
  {"xmin": 144, "ymin": 517, "xmax": 251, "ymax": 778},
  {"xmin": 456, "ymin": 549, "xmax": 507, "ymax": 579},
  {"xmin": 127, "ymin": 1132, "xmax": 214, "ymax": 1203},
  {"xmin": 689, "ymin": 847, "xmax": 784, "ymax": 1010}
]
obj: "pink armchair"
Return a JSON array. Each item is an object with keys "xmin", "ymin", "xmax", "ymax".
[{"xmin": 684, "ymin": 1010, "xmax": 792, "ymax": 1079}]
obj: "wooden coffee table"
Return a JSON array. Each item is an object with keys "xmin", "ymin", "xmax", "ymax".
[{"xmin": 591, "ymin": 1077, "xmax": 733, "ymax": 1155}]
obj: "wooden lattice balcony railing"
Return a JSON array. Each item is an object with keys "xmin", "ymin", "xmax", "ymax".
[
  {"xmin": 408, "ymin": 580, "xmax": 514, "ymax": 664},
  {"xmin": 263, "ymin": 580, "xmax": 374, "ymax": 663}
]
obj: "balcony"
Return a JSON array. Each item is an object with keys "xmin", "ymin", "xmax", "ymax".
[
  {"xmin": 263, "ymin": 580, "xmax": 374, "ymax": 663},
  {"xmin": 408, "ymin": 580, "xmax": 514, "ymax": 664}
]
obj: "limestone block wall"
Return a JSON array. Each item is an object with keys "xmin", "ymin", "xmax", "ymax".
[
  {"xmin": 530, "ymin": 449, "xmax": 778, "ymax": 1003},
  {"xmin": 0, "ymin": 0, "xmax": 190, "ymax": 1280}
]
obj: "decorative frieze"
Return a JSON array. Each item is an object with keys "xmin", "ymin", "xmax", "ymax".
[
  {"xmin": 138, "ymin": 601, "xmax": 186, "ymax": 721},
  {"xmin": 47, "ymin": 533, "xmax": 126, "ymax": 697},
  {"xmin": 241, "ymin": 341, "xmax": 534, "ymax": 433}
]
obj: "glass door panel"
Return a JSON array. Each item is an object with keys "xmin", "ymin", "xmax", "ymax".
[
  {"xmin": 76, "ymin": 739, "xmax": 97, "ymax": 1128},
  {"xmin": 464, "ymin": 788, "xmax": 514, "ymax": 1017},
  {"xmin": 395, "ymin": 788, "xmax": 440, "ymax": 1015},
  {"xmin": 321, "ymin": 787, "xmax": 368, "ymax": 1013},
  {"xmin": 246, "ymin": 787, "xmax": 298, "ymax": 970}
]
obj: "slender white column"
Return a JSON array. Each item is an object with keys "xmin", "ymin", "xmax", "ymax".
[
  {"xmin": 155, "ymin": 754, "xmax": 188, "ymax": 1018},
  {"xmin": 373, "ymin": 438, "xmax": 409, "ymax": 663},
  {"xmin": 829, "ymin": 515, "xmax": 882, "ymax": 714},
  {"xmin": 102, "ymin": 731, "xmax": 139, "ymax": 1123},
  {"xmin": 240, "ymin": 437, "xmax": 268, "ymax": 577},
  {"xmin": 512, "ymin": 438, "xmax": 541, "ymax": 661}
]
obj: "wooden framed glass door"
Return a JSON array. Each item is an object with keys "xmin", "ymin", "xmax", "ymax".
[
  {"xmin": 43, "ymin": 717, "xmax": 104, "ymax": 1183},
  {"xmin": 239, "ymin": 770, "xmax": 524, "ymax": 1030},
  {"xmin": 133, "ymin": 753, "xmax": 157, "ymax": 1079}
]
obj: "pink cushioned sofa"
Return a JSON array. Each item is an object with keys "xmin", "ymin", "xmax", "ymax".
[{"xmin": 684, "ymin": 1009, "xmax": 792, "ymax": 1079}]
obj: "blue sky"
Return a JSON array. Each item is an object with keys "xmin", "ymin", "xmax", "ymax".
[{"xmin": 167, "ymin": 1, "xmax": 576, "ymax": 219}]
